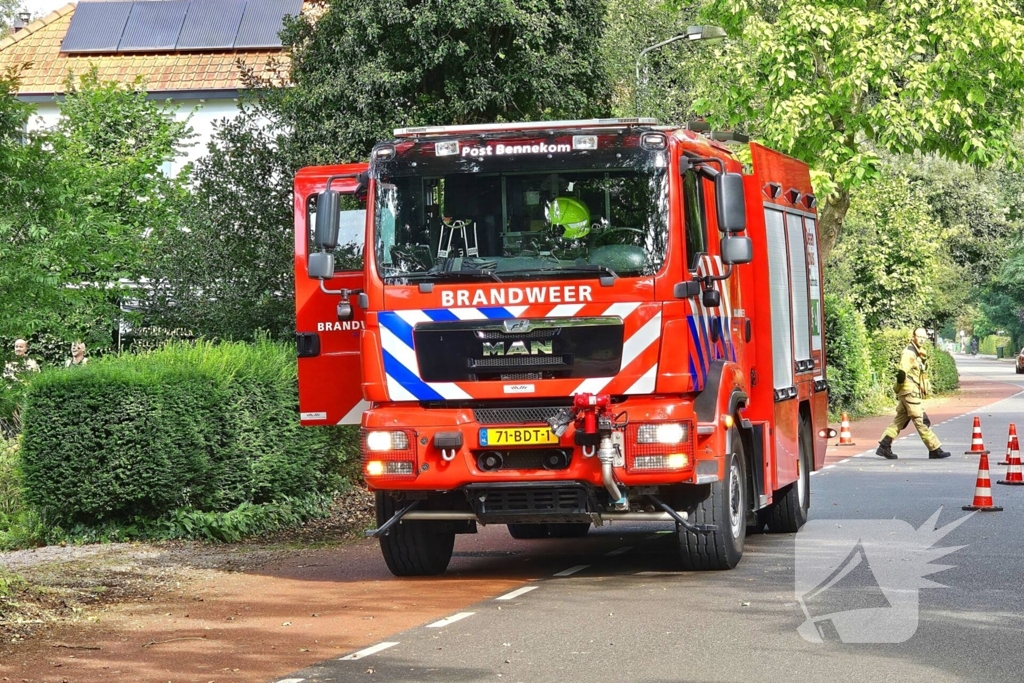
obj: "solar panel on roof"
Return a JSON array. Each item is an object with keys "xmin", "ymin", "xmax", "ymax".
[
  {"xmin": 118, "ymin": 0, "xmax": 189, "ymax": 52},
  {"xmin": 61, "ymin": 1, "xmax": 133, "ymax": 53},
  {"xmin": 234, "ymin": 0, "xmax": 302, "ymax": 49},
  {"xmin": 177, "ymin": 0, "xmax": 246, "ymax": 50}
]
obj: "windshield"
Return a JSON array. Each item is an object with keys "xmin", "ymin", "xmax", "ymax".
[{"xmin": 372, "ymin": 134, "xmax": 669, "ymax": 284}]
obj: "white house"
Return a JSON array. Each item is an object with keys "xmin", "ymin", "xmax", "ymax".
[{"xmin": 0, "ymin": 0, "xmax": 300, "ymax": 173}]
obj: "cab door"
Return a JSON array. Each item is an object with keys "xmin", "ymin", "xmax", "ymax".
[{"xmin": 294, "ymin": 164, "xmax": 369, "ymax": 425}]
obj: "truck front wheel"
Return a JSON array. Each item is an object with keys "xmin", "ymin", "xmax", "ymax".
[
  {"xmin": 678, "ymin": 428, "xmax": 747, "ymax": 570},
  {"xmin": 376, "ymin": 492, "xmax": 455, "ymax": 576}
]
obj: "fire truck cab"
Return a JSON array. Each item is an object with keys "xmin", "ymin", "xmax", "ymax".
[{"xmin": 295, "ymin": 119, "xmax": 828, "ymax": 575}]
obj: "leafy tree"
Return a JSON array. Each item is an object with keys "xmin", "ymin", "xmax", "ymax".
[
  {"xmin": 696, "ymin": 0, "xmax": 1024, "ymax": 262},
  {"xmin": 603, "ymin": 0, "xmax": 711, "ymax": 120},
  {"xmin": 269, "ymin": 0, "xmax": 612, "ymax": 164},
  {"xmin": 0, "ymin": 70, "xmax": 190, "ymax": 348},
  {"xmin": 826, "ymin": 163, "xmax": 959, "ymax": 330},
  {"xmin": 146, "ymin": 109, "xmax": 297, "ymax": 340}
]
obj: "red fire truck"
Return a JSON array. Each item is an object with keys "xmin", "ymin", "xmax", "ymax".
[{"xmin": 295, "ymin": 118, "xmax": 829, "ymax": 575}]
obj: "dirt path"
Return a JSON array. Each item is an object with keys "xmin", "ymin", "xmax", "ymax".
[{"xmin": 2, "ymin": 362, "xmax": 1018, "ymax": 683}]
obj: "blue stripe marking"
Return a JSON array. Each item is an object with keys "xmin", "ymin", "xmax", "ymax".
[
  {"xmin": 689, "ymin": 356, "xmax": 700, "ymax": 391},
  {"xmin": 424, "ymin": 309, "xmax": 459, "ymax": 322},
  {"xmin": 480, "ymin": 307, "xmax": 513, "ymax": 319},
  {"xmin": 694, "ymin": 309, "xmax": 713, "ymax": 368},
  {"xmin": 687, "ymin": 316, "xmax": 707, "ymax": 379},
  {"xmin": 378, "ymin": 312, "xmax": 415, "ymax": 350},
  {"xmin": 382, "ymin": 349, "xmax": 444, "ymax": 401}
]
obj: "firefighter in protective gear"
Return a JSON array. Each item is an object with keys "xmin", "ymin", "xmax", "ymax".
[{"xmin": 876, "ymin": 328, "xmax": 951, "ymax": 459}]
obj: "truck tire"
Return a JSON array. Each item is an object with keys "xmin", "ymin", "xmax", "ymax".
[
  {"xmin": 765, "ymin": 416, "xmax": 812, "ymax": 533},
  {"xmin": 507, "ymin": 523, "xmax": 550, "ymax": 539},
  {"xmin": 376, "ymin": 492, "xmax": 455, "ymax": 576},
  {"xmin": 678, "ymin": 428, "xmax": 747, "ymax": 570},
  {"xmin": 546, "ymin": 523, "xmax": 591, "ymax": 538}
]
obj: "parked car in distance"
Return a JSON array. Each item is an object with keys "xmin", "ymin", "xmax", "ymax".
[{"xmin": 1016, "ymin": 348, "xmax": 1024, "ymax": 374}]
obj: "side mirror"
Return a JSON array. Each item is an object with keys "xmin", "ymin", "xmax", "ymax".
[
  {"xmin": 715, "ymin": 172, "xmax": 746, "ymax": 232},
  {"xmin": 721, "ymin": 235, "xmax": 753, "ymax": 265},
  {"xmin": 702, "ymin": 289, "xmax": 721, "ymax": 308},
  {"xmin": 308, "ymin": 252, "xmax": 335, "ymax": 279},
  {"xmin": 314, "ymin": 190, "xmax": 342, "ymax": 249},
  {"xmin": 673, "ymin": 281, "xmax": 701, "ymax": 299}
]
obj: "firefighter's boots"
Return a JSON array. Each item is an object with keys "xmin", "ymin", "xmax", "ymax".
[{"xmin": 876, "ymin": 435, "xmax": 898, "ymax": 459}]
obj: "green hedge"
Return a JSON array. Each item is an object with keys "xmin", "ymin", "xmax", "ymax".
[
  {"xmin": 929, "ymin": 347, "xmax": 960, "ymax": 394},
  {"xmin": 979, "ymin": 335, "xmax": 1011, "ymax": 356},
  {"xmin": 870, "ymin": 328, "xmax": 958, "ymax": 395},
  {"xmin": 19, "ymin": 340, "xmax": 350, "ymax": 526},
  {"xmin": 869, "ymin": 328, "xmax": 912, "ymax": 385},
  {"xmin": 823, "ymin": 293, "xmax": 874, "ymax": 412}
]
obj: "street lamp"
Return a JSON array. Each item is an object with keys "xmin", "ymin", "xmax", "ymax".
[{"xmin": 635, "ymin": 25, "xmax": 727, "ymax": 116}]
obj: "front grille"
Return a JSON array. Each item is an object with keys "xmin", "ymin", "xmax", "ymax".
[
  {"xmin": 500, "ymin": 372, "xmax": 542, "ymax": 381},
  {"xmin": 474, "ymin": 406, "xmax": 564, "ymax": 424},
  {"xmin": 471, "ymin": 356, "xmax": 568, "ymax": 368},
  {"xmin": 478, "ymin": 328, "xmax": 559, "ymax": 340},
  {"xmin": 413, "ymin": 317, "xmax": 624, "ymax": 382}
]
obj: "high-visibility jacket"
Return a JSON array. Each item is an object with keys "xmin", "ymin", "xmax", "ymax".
[{"xmin": 894, "ymin": 343, "xmax": 931, "ymax": 397}]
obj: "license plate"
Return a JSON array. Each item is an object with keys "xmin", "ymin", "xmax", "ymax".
[{"xmin": 479, "ymin": 427, "xmax": 558, "ymax": 447}]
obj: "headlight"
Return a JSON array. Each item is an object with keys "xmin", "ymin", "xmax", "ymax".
[
  {"xmin": 366, "ymin": 430, "xmax": 410, "ymax": 452},
  {"xmin": 636, "ymin": 422, "xmax": 687, "ymax": 445}
]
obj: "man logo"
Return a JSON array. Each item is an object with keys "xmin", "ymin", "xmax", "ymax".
[
  {"xmin": 794, "ymin": 508, "xmax": 972, "ymax": 643},
  {"xmin": 481, "ymin": 340, "xmax": 554, "ymax": 357},
  {"xmin": 503, "ymin": 319, "xmax": 532, "ymax": 333}
]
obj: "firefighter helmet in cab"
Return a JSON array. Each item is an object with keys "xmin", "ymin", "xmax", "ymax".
[{"xmin": 546, "ymin": 197, "xmax": 591, "ymax": 239}]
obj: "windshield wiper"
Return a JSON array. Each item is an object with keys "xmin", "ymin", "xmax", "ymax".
[
  {"xmin": 385, "ymin": 268, "xmax": 503, "ymax": 283},
  {"xmin": 429, "ymin": 267, "xmax": 503, "ymax": 283},
  {"xmin": 498, "ymin": 264, "xmax": 619, "ymax": 280}
]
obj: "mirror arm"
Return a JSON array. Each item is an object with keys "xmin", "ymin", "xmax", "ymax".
[
  {"xmin": 701, "ymin": 264, "xmax": 733, "ymax": 285},
  {"xmin": 683, "ymin": 154, "xmax": 725, "ymax": 178},
  {"xmin": 319, "ymin": 282, "xmax": 364, "ymax": 299}
]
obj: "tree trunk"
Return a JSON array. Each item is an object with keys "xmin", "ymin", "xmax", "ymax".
[{"xmin": 817, "ymin": 185, "xmax": 852, "ymax": 265}]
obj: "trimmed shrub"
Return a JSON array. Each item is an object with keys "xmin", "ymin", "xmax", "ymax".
[
  {"xmin": 929, "ymin": 348, "xmax": 960, "ymax": 394},
  {"xmin": 19, "ymin": 340, "xmax": 350, "ymax": 526},
  {"xmin": 823, "ymin": 293, "xmax": 874, "ymax": 413}
]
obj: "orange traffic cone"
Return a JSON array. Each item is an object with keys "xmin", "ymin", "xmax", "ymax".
[
  {"xmin": 963, "ymin": 453, "xmax": 1003, "ymax": 511},
  {"xmin": 998, "ymin": 440, "xmax": 1024, "ymax": 486},
  {"xmin": 964, "ymin": 416, "xmax": 990, "ymax": 455},
  {"xmin": 999, "ymin": 424, "xmax": 1017, "ymax": 466},
  {"xmin": 836, "ymin": 412, "xmax": 856, "ymax": 446}
]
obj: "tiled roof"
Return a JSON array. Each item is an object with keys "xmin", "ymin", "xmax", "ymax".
[{"xmin": 0, "ymin": 3, "xmax": 289, "ymax": 96}]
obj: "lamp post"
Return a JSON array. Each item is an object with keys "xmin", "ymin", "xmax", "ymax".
[{"xmin": 635, "ymin": 25, "xmax": 727, "ymax": 117}]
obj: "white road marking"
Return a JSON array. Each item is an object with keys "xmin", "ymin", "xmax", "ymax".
[
  {"xmin": 496, "ymin": 586, "xmax": 538, "ymax": 601},
  {"xmin": 553, "ymin": 564, "xmax": 590, "ymax": 577},
  {"xmin": 426, "ymin": 612, "xmax": 475, "ymax": 628},
  {"xmin": 605, "ymin": 546, "xmax": 633, "ymax": 557},
  {"xmin": 277, "ymin": 679, "xmax": 305, "ymax": 683},
  {"xmin": 338, "ymin": 642, "xmax": 399, "ymax": 660}
]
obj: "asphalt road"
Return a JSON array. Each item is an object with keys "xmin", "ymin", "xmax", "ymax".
[{"xmin": 275, "ymin": 356, "xmax": 1024, "ymax": 683}]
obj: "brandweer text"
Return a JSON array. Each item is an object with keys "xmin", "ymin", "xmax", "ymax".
[{"xmin": 441, "ymin": 286, "xmax": 593, "ymax": 307}]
